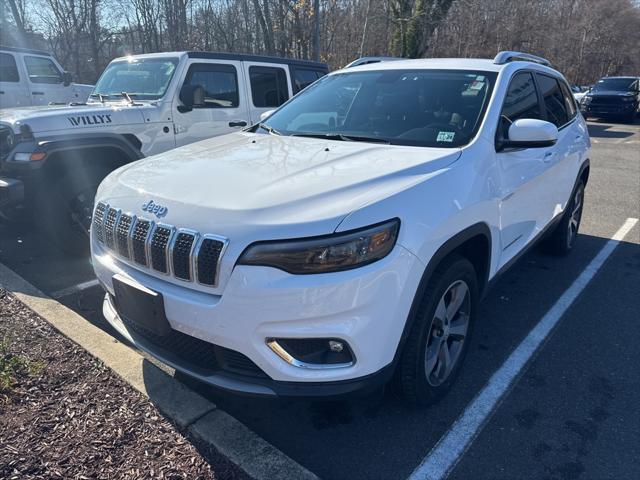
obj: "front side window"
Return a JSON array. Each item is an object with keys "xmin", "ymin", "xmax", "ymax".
[
  {"xmin": 184, "ymin": 63, "xmax": 239, "ymax": 108},
  {"xmin": 501, "ymin": 72, "xmax": 542, "ymax": 123},
  {"xmin": 537, "ymin": 74, "xmax": 568, "ymax": 127},
  {"xmin": 260, "ymin": 69, "xmax": 497, "ymax": 148},
  {"xmin": 24, "ymin": 56, "xmax": 62, "ymax": 84},
  {"xmin": 92, "ymin": 57, "xmax": 178, "ymax": 101},
  {"xmin": 249, "ymin": 66, "xmax": 289, "ymax": 107},
  {"xmin": 0, "ymin": 53, "xmax": 19, "ymax": 82}
]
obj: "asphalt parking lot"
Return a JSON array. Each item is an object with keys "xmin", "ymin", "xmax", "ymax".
[{"xmin": 1, "ymin": 118, "xmax": 638, "ymax": 480}]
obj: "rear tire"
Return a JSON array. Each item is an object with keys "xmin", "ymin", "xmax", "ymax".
[
  {"xmin": 541, "ymin": 180, "xmax": 585, "ymax": 255},
  {"xmin": 397, "ymin": 254, "xmax": 478, "ymax": 406}
]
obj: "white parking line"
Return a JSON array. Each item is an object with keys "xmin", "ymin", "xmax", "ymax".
[
  {"xmin": 51, "ymin": 278, "xmax": 100, "ymax": 299},
  {"xmin": 409, "ymin": 217, "xmax": 639, "ymax": 480}
]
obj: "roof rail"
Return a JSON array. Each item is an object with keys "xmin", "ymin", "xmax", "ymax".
[
  {"xmin": 344, "ymin": 56, "xmax": 404, "ymax": 68},
  {"xmin": 494, "ymin": 51, "xmax": 551, "ymax": 67}
]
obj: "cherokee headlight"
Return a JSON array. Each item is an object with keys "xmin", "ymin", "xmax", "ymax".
[
  {"xmin": 238, "ymin": 219, "xmax": 400, "ymax": 274},
  {"xmin": 581, "ymin": 96, "xmax": 592, "ymax": 106},
  {"xmin": 621, "ymin": 95, "xmax": 635, "ymax": 102}
]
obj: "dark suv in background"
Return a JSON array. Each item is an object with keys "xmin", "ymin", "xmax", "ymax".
[{"xmin": 580, "ymin": 76, "xmax": 640, "ymax": 122}]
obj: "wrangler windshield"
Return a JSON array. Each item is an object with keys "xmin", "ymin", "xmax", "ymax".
[
  {"xmin": 91, "ymin": 57, "xmax": 178, "ymax": 100},
  {"xmin": 259, "ymin": 69, "xmax": 497, "ymax": 148}
]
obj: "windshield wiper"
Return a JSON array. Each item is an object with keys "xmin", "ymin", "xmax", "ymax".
[
  {"xmin": 291, "ymin": 132, "xmax": 390, "ymax": 144},
  {"xmin": 257, "ymin": 123, "xmax": 281, "ymax": 136},
  {"xmin": 121, "ymin": 92, "xmax": 135, "ymax": 104},
  {"xmin": 89, "ymin": 93, "xmax": 107, "ymax": 103}
]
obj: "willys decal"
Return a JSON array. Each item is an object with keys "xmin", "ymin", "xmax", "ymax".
[{"xmin": 68, "ymin": 114, "xmax": 113, "ymax": 126}]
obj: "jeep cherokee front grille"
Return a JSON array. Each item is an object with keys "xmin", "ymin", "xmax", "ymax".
[
  {"xmin": 92, "ymin": 202, "xmax": 107, "ymax": 243},
  {"xmin": 115, "ymin": 214, "xmax": 133, "ymax": 258},
  {"xmin": 93, "ymin": 202, "xmax": 227, "ymax": 286}
]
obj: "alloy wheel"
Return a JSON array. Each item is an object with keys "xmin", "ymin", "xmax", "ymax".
[
  {"xmin": 567, "ymin": 186, "xmax": 584, "ymax": 248},
  {"xmin": 425, "ymin": 280, "xmax": 471, "ymax": 387}
]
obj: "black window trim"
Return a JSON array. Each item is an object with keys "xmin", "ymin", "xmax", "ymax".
[
  {"xmin": 183, "ymin": 62, "xmax": 240, "ymax": 109},
  {"xmin": 0, "ymin": 52, "xmax": 20, "ymax": 83}
]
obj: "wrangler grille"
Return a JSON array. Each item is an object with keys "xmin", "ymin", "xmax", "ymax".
[{"xmin": 92, "ymin": 202, "xmax": 226, "ymax": 287}]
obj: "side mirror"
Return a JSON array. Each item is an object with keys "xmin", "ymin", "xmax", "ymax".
[
  {"xmin": 499, "ymin": 119, "xmax": 558, "ymax": 150},
  {"xmin": 260, "ymin": 109, "xmax": 276, "ymax": 122},
  {"xmin": 178, "ymin": 84, "xmax": 205, "ymax": 113},
  {"xmin": 62, "ymin": 71, "xmax": 73, "ymax": 86}
]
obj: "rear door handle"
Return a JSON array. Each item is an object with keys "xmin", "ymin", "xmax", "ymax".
[
  {"xmin": 32, "ymin": 92, "xmax": 44, "ymax": 95},
  {"xmin": 542, "ymin": 152, "xmax": 554, "ymax": 163},
  {"xmin": 229, "ymin": 121, "xmax": 247, "ymax": 127}
]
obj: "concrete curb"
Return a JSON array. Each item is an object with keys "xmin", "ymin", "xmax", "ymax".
[{"xmin": 0, "ymin": 262, "xmax": 318, "ymax": 480}]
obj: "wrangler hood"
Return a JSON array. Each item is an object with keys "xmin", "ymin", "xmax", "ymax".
[{"xmin": 0, "ymin": 102, "xmax": 158, "ymax": 134}]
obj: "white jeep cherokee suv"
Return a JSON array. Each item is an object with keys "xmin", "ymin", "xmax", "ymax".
[{"xmin": 91, "ymin": 51, "xmax": 590, "ymax": 403}]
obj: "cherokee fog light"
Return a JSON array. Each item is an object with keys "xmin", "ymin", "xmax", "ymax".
[{"xmin": 267, "ymin": 338, "xmax": 355, "ymax": 369}]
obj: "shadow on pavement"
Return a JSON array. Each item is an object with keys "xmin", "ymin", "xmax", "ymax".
[{"xmin": 587, "ymin": 123, "xmax": 635, "ymax": 139}]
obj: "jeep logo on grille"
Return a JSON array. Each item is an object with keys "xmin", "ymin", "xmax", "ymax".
[{"xmin": 141, "ymin": 200, "xmax": 168, "ymax": 218}]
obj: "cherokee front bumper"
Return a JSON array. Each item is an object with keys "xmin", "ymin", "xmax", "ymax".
[{"xmin": 93, "ymin": 240, "xmax": 424, "ymax": 396}]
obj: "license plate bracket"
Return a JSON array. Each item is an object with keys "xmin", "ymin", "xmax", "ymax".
[{"xmin": 112, "ymin": 275, "xmax": 171, "ymax": 336}]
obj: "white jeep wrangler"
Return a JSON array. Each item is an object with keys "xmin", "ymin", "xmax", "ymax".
[
  {"xmin": 0, "ymin": 51, "xmax": 327, "ymax": 252},
  {"xmin": 91, "ymin": 51, "xmax": 591, "ymax": 402},
  {"xmin": 0, "ymin": 45, "xmax": 93, "ymax": 108}
]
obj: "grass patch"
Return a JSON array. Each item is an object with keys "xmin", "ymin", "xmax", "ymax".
[{"xmin": 0, "ymin": 336, "xmax": 44, "ymax": 393}]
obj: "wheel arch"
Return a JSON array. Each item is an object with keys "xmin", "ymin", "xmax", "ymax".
[
  {"xmin": 392, "ymin": 222, "xmax": 492, "ymax": 365},
  {"xmin": 36, "ymin": 133, "xmax": 144, "ymax": 182}
]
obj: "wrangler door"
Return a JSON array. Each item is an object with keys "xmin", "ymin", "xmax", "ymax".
[{"xmin": 173, "ymin": 59, "xmax": 250, "ymax": 147}]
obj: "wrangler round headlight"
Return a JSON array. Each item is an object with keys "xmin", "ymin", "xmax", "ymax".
[{"xmin": 237, "ymin": 219, "xmax": 400, "ymax": 274}]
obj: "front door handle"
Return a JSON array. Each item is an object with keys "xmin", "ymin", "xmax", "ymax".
[
  {"xmin": 229, "ymin": 121, "xmax": 247, "ymax": 127},
  {"xmin": 542, "ymin": 152, "xmax": 554, "ymax": 163},
  {"xmin": 32, "ymin": 92, "xmax": 45, "ymax": 95}
]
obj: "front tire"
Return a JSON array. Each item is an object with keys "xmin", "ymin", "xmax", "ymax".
[
  {"xmin": 34, "ymin": 166, "xmax": 111, "ymax": 256},
  {"xmin": 398, "ymin": 255, "xmax": 478, "ymax": 405}
]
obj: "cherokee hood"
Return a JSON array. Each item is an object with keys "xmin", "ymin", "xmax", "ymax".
[{"xmin": 97, "ymin": 131, "xmax": 461, "ymax": 240}]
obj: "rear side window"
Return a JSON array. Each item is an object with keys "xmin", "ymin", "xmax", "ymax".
[
  {"xmin": 559, "ymin": 81, "xmax": 577, "ymax": 119},
  {"xmin": 293, "ymin": 69, "xmax": 323, "ymax": 93},
  {"xmin": 537, "ymin": 74, "xmax": 569, "ymax": 127},
  {"xmin": 501, "ymin": 72, "xmax": 542, "ymax": 122},
  {"xmin": 249, "ymin": 66, "xmax": 289, "ymax": 107},
  {"xmin": 24, "ymin": 56, "xmax": 62, "ymax": 84},
  {"xmin": 0, "ymin": 53, "xmax": 19, "ymax": 82},
  {"xmin": 184, "ymin": 63, "xmax": 239, "ymax": 108}
]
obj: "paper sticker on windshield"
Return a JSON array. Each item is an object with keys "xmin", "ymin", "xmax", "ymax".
[{"xmin": 437, "ymin": 131, "xmax": 455, "ymax": 142}]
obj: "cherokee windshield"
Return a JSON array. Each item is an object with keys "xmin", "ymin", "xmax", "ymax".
[
  {"xmin": 260, "ymin": 69, "xmax": 497, "ymax": 148},
  {"xmin": 92, "ymin": 57, "xmax": 179, "ymax": 100}
]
